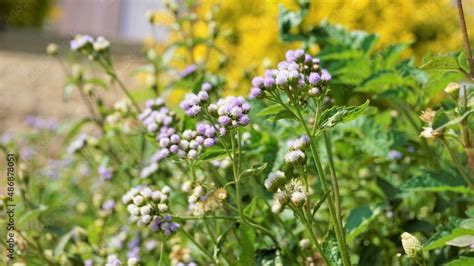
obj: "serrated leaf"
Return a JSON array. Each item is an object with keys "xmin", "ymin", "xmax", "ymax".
[
  {"xmin": 400, "ymin": 170, "xmax": 473, "ymax": 195},
  {"xmin": 420, "ymin": 55, "xmax": 462, "ymax": 73},
  {"xmin": 323, "ymin": 230, "xmax": 343, "ymax": 266},
  {"xmin": 255, "ymin": 249, "xmax": 283, "ymax": 266},
  {"xmin": 423, "ymin": 218, "xmax": 474, "ymax": 251},
  {"xmin": 267, "ymin": 110, "xmax": 297, "ymax": 122},
  {"xmin": 257, "ymin": 104, "xmax": 286, "ymax": 117},
  {"xmin": 345, "ymin": 204, "xmax": 382, "ymax": 243},
  {"xmin": 319, "ymin": 100, "xmax": 369, "ymax": 129},
  {"xmin": 199, "ymin": 148, "xmax": 228, "ymax": 161},
  {"xmin": 355, "ymin": 71, "xmax": 415, "ymax": 93}
]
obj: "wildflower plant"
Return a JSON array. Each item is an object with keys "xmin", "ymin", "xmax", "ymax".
[{"xmin": 3, "ymin": 0, "xmax": 474, "ymax": 266}]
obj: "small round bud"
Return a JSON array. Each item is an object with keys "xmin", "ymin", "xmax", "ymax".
[
  {"xmin": 157, "ymin": 203, "xmax": 168, "ymax": 212},
  {"xmin": 140, "ymin": 205, "xmax": 151, "ymax": 215},
  {"xmin": 141, "ymin": 214, "xmax": 152, "ymax": 224},
  {"xmin": 290, "ymin": 191, "xmax": 306, "ymax": 207},
  {"xmin": 299, "ymin": 239, "xmax": 311, "ymax": 249},
  {"xmin": 46, "ymin": 43, "xmax": 59, "ymax": 56},
  {"xmin": 264, "ymin": 171, "xmax": 286, "ymax": 192},
  {"xmin": 133, "ymin": 195, "xmax": 145, "ymax": 206}
]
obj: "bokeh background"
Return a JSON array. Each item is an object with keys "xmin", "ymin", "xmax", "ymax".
[{"xmin": 0, "ymin": 0, "xmax": 473, "ymax": 132}]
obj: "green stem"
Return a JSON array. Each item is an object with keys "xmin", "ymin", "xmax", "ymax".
[
  {"xmin": 323, "ymin": 131, "xmax": 344, "ymax": 233},
  {"xmin": 292, "ymin": 102, "xmax": 351, "ymax": 266},
  {"xmin": 158, "ymin": 241, "xmax": 165, "ymax": 266},
  {"xmin": 181, "ymin": 227, "xmax": 216, "ymax": 263},
  {"xmin": 230, "ymin": 129, "xmax": 246, "ymax": 225},
  {"xmin": 441, "ymin": 138, "xmax": 474, "ymax": 189}
]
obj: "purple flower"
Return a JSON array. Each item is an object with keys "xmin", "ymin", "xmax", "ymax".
[
  {"xmin": 252, "ymin": 76, "xmax": 265, "ymax": 88},
  {"xmin": 321, "ymin": 69, "xmax": 332, "ymax": 81},
  {"xmin": 263, "ymin": 77, "xmax": 275, "ymax": 88},
  {"xmin": 70, "ymin": 34, "xmax": 94, "ymax": 51},
  {"xmin": 249, "ymin": 87, "xmax": 262, "ymax": 99},
  {"xmin": 204, "ymin": 138, "xmax": 216, "ymax": 147},
  {"xmin": 308, "ymin": 72, "xmax": 320, "ymax": 84},
  {"xmin": 102, "ymin": 199, "xmax": 116, "ymax": 211},
  {"xmin": 201, "ymin": 82, "xmax": 213, "ymax": 91},
  {"xmin": 99, "ymin": 165, "xmax": 113, "ymax": 180},
  {"xmin": 179, "ymin": 64, "xmax": 197, "ymax": 78},
  {"xmin": 388, "ymin": 150, "xmax": 403, "ymax": 160}
]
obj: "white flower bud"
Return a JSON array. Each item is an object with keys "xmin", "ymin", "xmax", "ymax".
[
  {"xmin": 141, "ymin": 187, "xmax": 153, "ymax": 199},
  {"xmin": 271, "ymin": 203, "xmax": 282, "ymax": 213},
  {"xmin": 141, "ymin": 214, "xmax": 152, "ymax": 224},
  {"xmin": 264, "ymin": 171, "xmax": 286, "ymax": 192},
  {"xmin": 127, "ymin": 257, "xmax": 139, "ymax": 266},
  {"xmin": 162, "ymin": 186, "xmax": 171, "ymax": 194},
  {"xmin": 151, "ymin": 191, "xmax": 162, "ymax": 202},
  {"xmin": 140, "ymin": 206, "xmax": 151, "ymax": 215},
  {"xmin": 276, "ymin": 191, "xmax": 289, "ymax": 205},
  {"xmin": 133, "ymin": 195, "xmax": 145, "ymax": 206},
  {"xmin": 182, "ymin": 181, "xmax": 192, "ymax": 192},
  {"xmin": 299, "ymin": 239, "xmax": 311, "ymax": 249},
  {"xmin": 401, "ymin": 232, "xmax": 422, "ymax": 257},
  {"xmin": 158, "ymin": 203, "xmax": 168, "ymax": 212},
  {"xmin": 291, "ymin": 191, "xmax": 306, "ymax": 207}
]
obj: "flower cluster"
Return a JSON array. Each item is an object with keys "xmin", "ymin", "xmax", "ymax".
[
  {"xmin": 265, "ymin": 173, "xmax": 308, "ymax": 212},
  {"xmin": 183, "ymin": 183, "xmax": 227, "ymax": 216},
  {"xmin": 284, "ymin": 135, "xmax": 310, "ymax": 165},
  {"xmin": 249, "ymin": 49, "xmax": 331, "ymax": 100},
  {"xmin": 419, "ymin": 108, "xmax": 440, "ymax": 139},
  {"xmin": 122, "ymin": 185, "xmax": 179, "ymax": 236},
  {"xmin": 70, "ymin": 34, "xmax": 110, "ymax": 53},
  {"xmin": 67, "ymin": 134, "xmax": 89, "ymax": 154},
  {"xmin": 139, "ymin": 98, "xmax": 176, "ymax": 137},
  {"xmin": 180, "ymin": 91, "xmax": 209, "ymax": 117},
  {"xmin": 152, "ymin": 122, "xmax": 217, "ymax": 162},
  {"xmin": 208, "ymin": 96, "xmax": 251, "ymax": 135}
]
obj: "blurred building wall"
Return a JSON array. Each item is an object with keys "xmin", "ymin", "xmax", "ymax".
[{"xmin": 55, "ymin": 0, "xmax": 164, "ymax": 41}]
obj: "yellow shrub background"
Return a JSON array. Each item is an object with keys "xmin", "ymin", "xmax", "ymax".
[{"xmin": 147, "ymin": 0, "xmax": 473, "ymax": 96}]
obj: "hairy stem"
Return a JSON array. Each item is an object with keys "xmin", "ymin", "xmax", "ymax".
[{"xmin": 456, "ymin": 0, "xmax": 474, "ymax": 79}]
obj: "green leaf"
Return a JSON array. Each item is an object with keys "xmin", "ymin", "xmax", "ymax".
[
  {"xmin": 446, "ymin": 235, "xmax": 474, "ymax": 247},
  {"xmin": 63, "ymin": 118, "xmax": 93, "ymax": 144},
  {"xmin": 86, "ymin": 78, "xmax": 109, "ymax": 89},
  {"xmin": 323, "ymin": 230, "xmax": 343, "ymax": 266},
  {"xmin": 420, "ymin": 55, "xmax": 462, "ymax": 73},
  {"xmin": 255, "ymin": 249, "xmax": 283, "ymax": 266},
  {"xmin": 213, "ymin": 222, "xmax": 236, "ymax": 262},
  {"xmin": 446, "ymin": 257, "xmax": 474, "ymax": 266},
  {"xmin": 267, "ymin": 110, "xmax": 297, "ymax": 122},
  {"xmin": 198, "ymin": 148, "xmax": 228, "ymax": 161},
  {"xmin": 18, "ymin": 205, "xmax": 48, "ymax": 227},
  {"xmin": 237, "ymin": 224, "xmax": 256, "ymax": 266},
  {"xmin": 319, "ymin": 100, "xmax": 370, "ymax": 129},
  {"xmin": 257, "ymin": 104, "xmax": 286, "ymax": 117},
  {"xmin": 355, "ymin": 71, "xmax": 415, "ymax": 93},
  {"xmin": 400, "ymin": 170, "xmax": 473, "ymax": 195},
  {"xmin": 240, "ymin": 163, "xmax": 268, "ymax": 178},
  {"xmin": 434, "ymin": 110, "xmax": 474, "ymax": 131},
  {"xmin": 423, "ymin": 218, "xmax": 474, "ymax": 251},
  {"xmin": 345, "ymin": 205, "xmax": 382, "ymax": 243}
]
